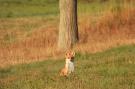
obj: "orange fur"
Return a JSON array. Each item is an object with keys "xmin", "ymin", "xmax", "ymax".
[{"xmin": 60, "ymin": 65, "xmax": 68, "ymax": 76}]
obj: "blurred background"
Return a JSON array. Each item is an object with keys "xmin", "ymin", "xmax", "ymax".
[{"xmin": 0, "ymin": 0, "xmax": 134, "ymax": 67}]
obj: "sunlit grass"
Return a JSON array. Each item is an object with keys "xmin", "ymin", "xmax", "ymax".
[
  {"xmin": 0, "ymin": 0, "xmax": 134, "ymax": 18},
  {"xmin": 0, "ymin": 0, "xmax": 59, "ymax": 18},
  {"xmin": 0, "ymin": 45, "xmax": 135, "ymax": 89}
]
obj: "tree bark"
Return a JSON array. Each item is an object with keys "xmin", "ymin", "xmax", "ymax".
[{"xmin": 58, "ymin": 0, "xmax": 79, "ymax": 50}]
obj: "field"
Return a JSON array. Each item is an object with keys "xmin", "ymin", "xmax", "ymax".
[
  {"xmin": 0, "ymin": 0, "xmax": 135, "ymax": 88},
  {"xmin": 0, "ymin": 45, "xmax": 135, "ymax": 89},
  {"xmin": 0, "ymin": 0, "xmax": 135, "ymax": 67}
]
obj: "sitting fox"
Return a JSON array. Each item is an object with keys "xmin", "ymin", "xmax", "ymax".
[{"xmin": 60, "ymin": 50, "xmax": 75, "ymax": 76}]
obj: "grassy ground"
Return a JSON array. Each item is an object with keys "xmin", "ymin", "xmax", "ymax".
[
  {"xmin": 0, "ymin": 0, "xmax": 135, "ymax": 67},
  {"xmin": 0, "ymin": 45, "xmax": 135, "ymax": 89},
  {"xmin": 0, "ymin": 1, "xmax": 135, "ymax": 88},
  {"xmin": 0, "ymin": 0, "xmax": 59, "ymax": 18},
  {"xmin": 0, "ymin": 0, "xmax": 134, "ymax": 18}
]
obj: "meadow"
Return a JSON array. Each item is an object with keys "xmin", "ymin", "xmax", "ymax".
[
  {"xmin": 0, "ymin": 0, "xmax": 135, "ymax": 88},
  {"xmin": 0, "ymin": 0, "xmax": 135, "ymax": 67},
  {"xmin": 0, "ymin": 45, "xmax": 135, "ymax": 89}
]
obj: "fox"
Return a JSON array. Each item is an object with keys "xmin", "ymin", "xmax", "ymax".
[{"xmin": 60, "ymin": 50, "xmax": 75, "ymax": 77}]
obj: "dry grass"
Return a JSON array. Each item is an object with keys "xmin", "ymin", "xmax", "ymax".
[
  {"xmin": 0, "ymin": 8, "xmax": 135, "ymax": 68},
  {"xmin": 76, "ymin": 8, "xmax": 135, "ymax": 53}
]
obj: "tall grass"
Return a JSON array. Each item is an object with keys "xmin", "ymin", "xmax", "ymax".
[
  {"xmin": 0, "ymin": 45, "xmax": 135, "ymax": 89},
  {"xmin": 0, "ymin": 0, "xmax": 135, "ymax": 67}
]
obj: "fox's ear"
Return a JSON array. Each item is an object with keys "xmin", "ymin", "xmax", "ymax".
[
  {"xmin": 72, "ymin": 51, "xmax": 75, "ymax": 56},
  {"xmin": 65, "ymin": 50, "xmax": 69, "ymax": 55},
  {"xmin": 65, "ymin": 50, "xmax": 70, "ymax": 57}
]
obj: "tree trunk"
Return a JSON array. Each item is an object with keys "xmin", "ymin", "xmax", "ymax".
[{"xmin": 58, "ymin": 0, "xmax": 79, "ymax": 50}]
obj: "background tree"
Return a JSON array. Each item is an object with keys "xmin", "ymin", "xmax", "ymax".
[{"xmin": 58, "ymin": 0, "xmax": 79, "ymax": 50}]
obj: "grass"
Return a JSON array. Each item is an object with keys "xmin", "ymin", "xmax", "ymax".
[
  {"xmin": 0, "ymin": 0, "xmax": 59, "ymax": 18},
  {"xmin": 0, "ymin": 0, "xmax": 134, "ymax": 18},
  {"xmin": 0, "ymin": 2, "xmax": 134, "ymax": 88},
  {"xmin": 0, "ymin": 45, "xmax": 135, "ymax": 89},
  {"xmin": 0, "ymin": 0, "xmax": 135, "ymax": 67}
]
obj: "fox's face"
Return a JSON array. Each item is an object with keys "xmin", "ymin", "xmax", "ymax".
[{"xmin": 65, "ymin": 50, "xmax": 75, "ymax": 62}]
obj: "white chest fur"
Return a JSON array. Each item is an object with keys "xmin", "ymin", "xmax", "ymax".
[{"xmin": 65, "ymin": 59, "xmax": 74, "ymax": 74}]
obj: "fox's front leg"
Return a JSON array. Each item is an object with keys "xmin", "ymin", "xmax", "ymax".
[{"xmin": 60, "ymin": 67, "xmax": 68, "ymax": 76}]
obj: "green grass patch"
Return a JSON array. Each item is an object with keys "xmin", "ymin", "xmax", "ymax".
[
  {"xmin": 0, "ymin": 0, "xmax": 59, "ymax": 18},
  {"xmin": 0, "ymin": 45, "xmax": 135, "ymax": 89},
  {"xmin": 0, "ymin": 0, "xmax": 134, "ymax": 18}
]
